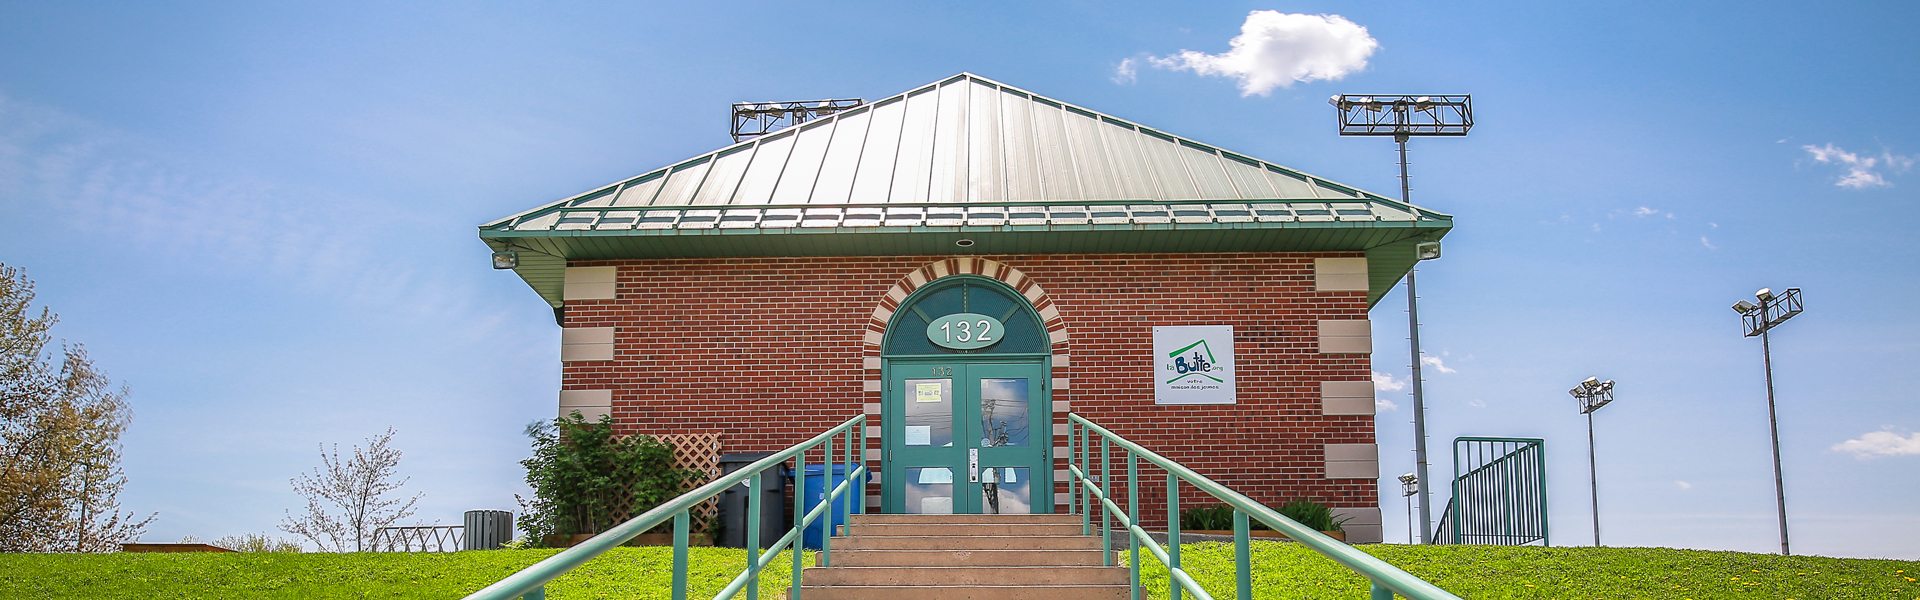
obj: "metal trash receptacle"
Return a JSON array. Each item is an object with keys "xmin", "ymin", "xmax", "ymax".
[
  {"xmin": 717, "ymin": 452, "xmax": 787, "ymax": 549},
  {"xmin": 463, "ymin": 510, "xmax": 513, "ymax": 550}
]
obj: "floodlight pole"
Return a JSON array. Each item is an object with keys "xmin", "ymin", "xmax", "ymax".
[
  {"xmin": 1585, "ymin": 410, "xmax": 1599, "ymax": 546},
  {"xmin": 1735, "ymin": 287, "xmax": 1800, "ymax": 555},
  {"xmin": 1759, "ymin": 299, "xmax": 1790, "ymax": 556},
  {"xmin": 1396, "ymin": 131, "xmax": 1436, "ymax": 546},
  {"xmin": 1334, "ymin": 94, "xmax": 1471, "ymax": 545}
]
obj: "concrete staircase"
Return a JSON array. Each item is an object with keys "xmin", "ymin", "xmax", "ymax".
[{"xmin": 792, "ymin": 513, "xmax": 1127, "ymax": 599}]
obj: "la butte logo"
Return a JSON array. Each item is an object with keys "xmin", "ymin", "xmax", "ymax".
[{"xmin": 1164, "ymin": 339, "xmax": 1225, "ymax": 384}]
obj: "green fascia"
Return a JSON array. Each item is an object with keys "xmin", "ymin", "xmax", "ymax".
[{"xmin": 481, "ymin": 217, "xmax": 1450, "ymax": 309}]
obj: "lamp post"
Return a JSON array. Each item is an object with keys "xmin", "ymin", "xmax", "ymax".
[
  {"xmin": 1732, "ymin": 287, "xmax": 1803, "ymax": 555},
  {"xmin": 1398, "ymin": 473, "xmax": 1419, "ymax": 544},
  {"xmin": 1567, "ymin": 377, "xmax": 1615, "ymax": 547},
  {"xmin": 1334, "ymin": 93, "xmax": 1472, "ymax": 544}
]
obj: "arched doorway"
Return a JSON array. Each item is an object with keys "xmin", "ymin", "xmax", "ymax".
[{"xmin": 880, "ymin": 275, "xmax": 1052, "ymax": 514}]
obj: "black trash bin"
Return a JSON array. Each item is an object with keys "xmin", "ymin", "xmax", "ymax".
[{"xmin": 716, "ymin": 452, "xmax": 788, "ymax": 549}]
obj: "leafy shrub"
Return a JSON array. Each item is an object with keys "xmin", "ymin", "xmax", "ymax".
[
  {"xmin": 516, "ymin": 413, "xmax": 696, "ymax": 546},
  {"xmin": 1177, "ymin": 504, "xmax": 1267, "ymax": 531},
  {"xmin": 1277, "ymin": 498, "xmax": 1350, "ymax": 532}
]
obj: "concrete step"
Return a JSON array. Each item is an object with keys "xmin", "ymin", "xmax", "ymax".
[
  {"xmin": 850, "ymin": 522, "xmax": 1084, "ymax": 537},
  {"xmin": 789, "ymin": 584, "xmax": 1128, "ymax": 599},
  {"xmin": 801, "ymin": 565, "xmax": 1127, "ymax": 586},
  {"xmin": 836, "ymin": 534, "xmax": 1103, "ymax": 551},
  {"xmin": 825, "ymin": 548, "xmax": 1109, "ymax": 567},
  {"xmin": 851, "ymin": 514, "xmax": 1080, "ymax": 525}
]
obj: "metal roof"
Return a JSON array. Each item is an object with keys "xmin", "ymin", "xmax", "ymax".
[{"xmin": 481, "ymin": 73, "xmax": 1453, "ymax": 307}]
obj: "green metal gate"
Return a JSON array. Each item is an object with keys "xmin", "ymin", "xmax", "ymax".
[{"xmin": 1437, "ymin": 437, "xmax": 1548, "ymax": 546}]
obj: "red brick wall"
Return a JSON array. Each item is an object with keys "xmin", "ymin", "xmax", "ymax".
[{"xmin": 560, "ymin": 253, "xmax": 1376, "ymax": 526}]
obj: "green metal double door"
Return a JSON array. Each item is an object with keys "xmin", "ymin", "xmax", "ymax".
[{"xmin": 883, "ymin": 360, "xmax": 1051, "ymax": 514}]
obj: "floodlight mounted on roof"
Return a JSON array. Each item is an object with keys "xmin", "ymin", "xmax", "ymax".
[
  {"xmin": 730, "ymin": 98, "xmax": 864, "ymax": 142},
  {"xmin": 1331, "ymin": 94, "xmax": 1473, "ymax": 137}
]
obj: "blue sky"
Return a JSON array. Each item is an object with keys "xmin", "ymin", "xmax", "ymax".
[{"xmin": 2, "ymin": 2, "xmax": 1915, "ymax": 559}]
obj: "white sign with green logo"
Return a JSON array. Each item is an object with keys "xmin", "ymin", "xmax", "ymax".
[{"xmin": 1153, "ymin": 325, "xmax": 1236, "ymax": 405}]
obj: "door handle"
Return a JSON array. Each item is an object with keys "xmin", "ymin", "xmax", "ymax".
[{"xmin": 968, "ymin": 449, "xmax": 979, "ymax": 483}]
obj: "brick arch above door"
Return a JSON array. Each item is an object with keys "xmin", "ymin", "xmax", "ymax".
[{"xmin": 860, "ymin": 258, "xmax": 1074, "ymax": 502}]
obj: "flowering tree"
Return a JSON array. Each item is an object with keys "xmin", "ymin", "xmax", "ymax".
[{"xmin": 279, "ymin": 428, "xmax": 422, "ymax": 552}]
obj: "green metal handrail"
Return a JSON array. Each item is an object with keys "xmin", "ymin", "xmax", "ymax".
[
  {"xmin": 1067, "ymin": 414, "xmax": 1459, "ymax": 600},
  {"xmin": 464, "ymin": 414, "xmax": 868, "ymax": 600}
]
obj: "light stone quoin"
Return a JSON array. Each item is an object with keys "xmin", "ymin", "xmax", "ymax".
[
  {"xmin": 1314, "ymin": 257, "xmax": 1369, "ymax": 292},
  {"xmin": 1317, "ymin": 319, "xmax": 1372, "ymax": 354},
  {"xmin": 562, "ymin": 266, "xmax": 618, "ymax": 301}
]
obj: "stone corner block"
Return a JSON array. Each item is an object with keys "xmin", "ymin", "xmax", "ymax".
[{"xmin": 1314, "ymin": 257, "xmax": 1369, "ymax": 292}]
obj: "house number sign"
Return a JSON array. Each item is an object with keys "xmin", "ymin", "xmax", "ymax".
[{"xmin": 926, "ymin": 313, "xmax": 1003, "ymax": 350}]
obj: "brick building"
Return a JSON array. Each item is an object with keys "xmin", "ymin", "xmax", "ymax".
[{"xmin": 480, "ymin": 74, "xmax": 1452, "ymax": 544}]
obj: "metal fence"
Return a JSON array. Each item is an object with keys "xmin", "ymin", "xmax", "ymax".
[
  {"xmin": 1439, "ymin": 437, "xmax": 1548, "ymax": 546},
  {"xmin": 371, "ymin": 525, "xmax": 465, "ymax": 553}
]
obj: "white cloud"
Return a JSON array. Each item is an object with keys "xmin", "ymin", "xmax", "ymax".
[
  {"xmin": 1141, "ymin": 11, "xmax": 1378, "ymax": 96},
  {"xmin": 1111, "ymin": 58, "xmax": 1138, "ymax": 85},
  {"xmin": 1467, "ymin": 398, "xmax": 1487, "ymax": 408},
  {"xmin": 1371, "ymin": 371, "xmax": 1407, "ymax": 392},
  {"xmin": 1633, "ymin": 206, "xmax": 1659, "ymax": 217},
  {"xmin": 1832, "ymin": 429, "xmax": 1920, "ymax": 459},
  {"xmin": 1803, "ymin": 143, "xmax": 1915, "ymax": 189},
  {"xmin": 1699, "ymin": 236, "xmax": 1717, "ymax": 250},
  {"xmin": 1420, "ymin": 354, "xmax": 1456, "ymax": 374},
  {"xmin": 1675, "ymin": 480, "xmax": 1693, "ymax": 491},
  {"xmin": 1370, "ymin": 371, "xmax": 1403, "ymax": 412}
]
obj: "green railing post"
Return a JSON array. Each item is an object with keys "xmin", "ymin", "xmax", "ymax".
[
  {"xmin": 1233, "ymin": 510, "xmax": 1251, "ymax": 600},
  {"xmin": 1371, "ymin": 582, "xmax": 1394, "ymax": 600},
  {"xmin": 1078, "ymin": 423, "xmax": 1090, "ymax": 535},
  {"xmin": 671, "ymin": 511, "xmax": 689, "ymax": 600},
  {"xmin": 793, "ymin": 449, "xmax": 805, "ymax": 598},
  {"xmin": 822, "ymin": 433, "xmax": 834, "ymax": 567},
  {"xmin": 1167, "ymin": 472, "xmax": 1182, "ymax": 600},
  {"xmin": 1100, "ymin": 436, "xmax": 1112, "ymax": 567},
  {"xmin": 746, "ymin": 477, "xmax": 760, "ymax": 600},
  {"xmin": 1127, "ymin": 452, "xmax": 1141, "ymax": 600},
  {"xmin": 1067, "ymin": 421, "xmax": 1078, "ymax": 520},
  {"xmin": 847, "ymin": 423, "xmax": 860, "ymax": 537},
  {"xmin": 522, "ymin": 587, "xmax": 543, "ymax": 600}
]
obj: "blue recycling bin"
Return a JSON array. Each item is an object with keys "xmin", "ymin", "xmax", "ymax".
[{"xmin": 796, "ymin": 463, "xmax": 863, "ymax": 549}]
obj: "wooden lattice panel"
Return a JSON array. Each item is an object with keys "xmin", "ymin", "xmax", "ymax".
[{"xmin": 608, "ymin": 433, "xmax": 722, "ymax": 534}]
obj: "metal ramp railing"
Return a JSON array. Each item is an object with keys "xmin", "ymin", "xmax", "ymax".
[
  {"xmin": 1068, "ymin": 414, "xmax": 1459, "ymax": 599},
  {"xmin": 1435, "ymin": 437, "xmax": 1548, "ymax": 546}
]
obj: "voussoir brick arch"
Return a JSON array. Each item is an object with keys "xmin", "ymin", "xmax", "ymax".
[{"xmin": 861, "ymin": 257, "xmax": 1071, "ymax": 371}]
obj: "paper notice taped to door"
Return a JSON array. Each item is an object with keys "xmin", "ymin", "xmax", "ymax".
[
  {"xmin": 982, "ymin": 468, "xmax": 997, "ymax": 484},
  {"xmin": 1003, "ymin": 468, "xmax": 1017, "ymax": 484},
  {"xmin": 914, "ymin": 383, "xmax": 944, "ymax": 403}
]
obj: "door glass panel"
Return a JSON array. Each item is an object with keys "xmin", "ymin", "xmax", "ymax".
[
  {"xmin": 904, "ymin": 378, "xmax": 952, "ymax": 447},
  {"xmin": 905, "ymin": 467, "xmax": 955, "ymax": 514},
  {"xmin": 981, "ymin": 467, "xmax": 1032, "ymax": 514},
  {"xmin": 978, "ymin": 378, "xmax": 1030, "ymax": 447}
]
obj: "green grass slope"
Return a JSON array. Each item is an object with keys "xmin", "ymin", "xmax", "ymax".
[{"xmin": 1, "ymin": 543, "xmax": 1914, "ymax": 599}]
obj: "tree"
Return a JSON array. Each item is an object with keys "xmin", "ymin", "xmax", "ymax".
[
  {"xmin": 279, "ymin": 428, "xmax": 422, "ymax": 552},
  {"xmin": 0, "ymin": 263, "xmax": 152, "ymax": 552}
]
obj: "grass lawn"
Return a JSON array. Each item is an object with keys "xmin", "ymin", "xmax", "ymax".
[{"xmin": 1, "ymin": 543, "xmax": 1914, "ymax": 599}]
